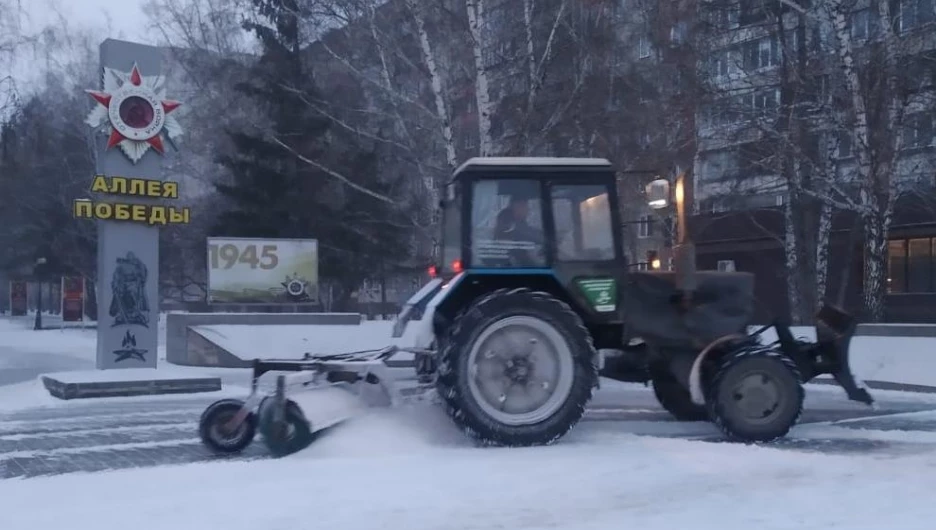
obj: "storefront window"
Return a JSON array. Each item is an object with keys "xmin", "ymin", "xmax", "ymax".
[
  {"xmin": 888, "ymin": 240, "xmax": 906, "ymax": 293},
  {"xmin": 887, "ymin": 237, "xmax": 936, "ymax": 293},
  {"xmin": 908, "ymin": 238, "xmax": 932, "ymax": 292}
]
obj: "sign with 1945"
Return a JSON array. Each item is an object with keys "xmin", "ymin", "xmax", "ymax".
[{"xmin": 206, "ymin": 238, "xmax": 319, "ymax": 304}]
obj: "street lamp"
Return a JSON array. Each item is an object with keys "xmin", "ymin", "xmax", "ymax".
[
  {"xmin": 645, "ymin": 173, "xmax": 696, "ymax": 301},
  {"xmin": 34, "ymin": 257, "xmax": 46, "ymax": 330}
]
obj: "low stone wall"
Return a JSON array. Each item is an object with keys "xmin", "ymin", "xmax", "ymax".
[
  {"xmin": 165, "ymin": 312, "xmax": 362, "ymax": 367},
  {"xmin": 41, "ymin": 374, "xmax": 221, "ymax": 400},
  {"xmin": 855, "ymin": 323, "xmax": 936, "ymax": 338}
]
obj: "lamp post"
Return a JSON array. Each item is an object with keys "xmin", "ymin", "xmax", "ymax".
[
  {"xmin": 646, "ymin": 173, "xmax": 696, "ymax": 300},
  {"xmin": 33, "ymin": 257, "xmax": 47, "ymax": 330}
]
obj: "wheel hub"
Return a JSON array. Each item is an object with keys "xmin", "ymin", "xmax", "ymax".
[
  {"xmin": 505, "ymin": 356, "xmax": 534, "ymax": 383},
  {"xmin": 733, "ymin": 372, "xmax": 781, "ymax": 420},
  {"xmin": 212, "ymin": 411, "xmax": 246, "ymax": 442}
]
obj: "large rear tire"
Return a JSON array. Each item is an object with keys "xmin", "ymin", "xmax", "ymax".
[
  {"xmin": 436, "ymin": 288, "xmax": 598, "ymax": 447},
  {"xmin": 650, "ymin": 364, "xmax": 709, "ymax": 422},
  {"xmin": 705, "ymin": 347, "xmax": 804, "ymax": 442}
]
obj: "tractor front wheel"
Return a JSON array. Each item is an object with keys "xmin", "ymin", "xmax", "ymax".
[
  {"xmin": 705, "ymin": 348, "xmax": 804, "ymax": 442},
  {"xmin": 436, "ymin": 288, "xmax": 598, "ymax": 447}
]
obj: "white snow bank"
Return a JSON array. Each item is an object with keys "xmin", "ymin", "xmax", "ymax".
[
  {"xmin": 2, "ymin": 415, "xmax": 936, "ymax": 530},
  {"xmin": 190, "ymin": 320, "xmax": 419, "ymax": 360},
  {"xmin": 0, "ymin": 318, "xmax": 97, "ymax": 360},
  {"xmin": 755, "ymin": 326, "xmax": 936, "ymax": 389}
]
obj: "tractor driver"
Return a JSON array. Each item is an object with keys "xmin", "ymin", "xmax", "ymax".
[{"xmin": 494, "ymin": 196, "xmax": 544, "ymax": 265}]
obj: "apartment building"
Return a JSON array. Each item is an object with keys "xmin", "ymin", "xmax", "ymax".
[{"xmin": 691, "ymin": 0, "xmax": 936, "ymax": 321}]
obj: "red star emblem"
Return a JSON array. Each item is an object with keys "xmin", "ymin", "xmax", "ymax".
[{"xmin": 86, "ymin": 64, "xmax": 182, "ymax": 155}]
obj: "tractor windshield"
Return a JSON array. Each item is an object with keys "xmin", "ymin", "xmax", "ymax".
[
  {"xmin": 551, "ymin": 184, "xmax": 615, "ymax": 261},
  {"xmin": 470, "ymin": 179, "xmax": 546, "ymax": 267}
]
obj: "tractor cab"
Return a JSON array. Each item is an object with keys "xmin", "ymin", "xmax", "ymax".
[{"xmin": 432, "ymin": 157, "xmax": 624, "ymax": 285}]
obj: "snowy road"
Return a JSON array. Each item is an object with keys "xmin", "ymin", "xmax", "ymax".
[{"xmin": 4, "ymin": 381, "xmax": 936, "ymax": 479}]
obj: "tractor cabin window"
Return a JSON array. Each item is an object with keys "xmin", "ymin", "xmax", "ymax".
[
  {"xmin": 470, "ymin": 179, "xmax": 546, "ymax": 268},
  {"xmin": 551, "ymin": 184, "xmax": 615, "ymax": 262}
]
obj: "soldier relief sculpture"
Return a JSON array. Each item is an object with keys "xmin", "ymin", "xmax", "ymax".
[{"xmin": 109, "ymin": 251, "xmax": 150, "ymax": 328}]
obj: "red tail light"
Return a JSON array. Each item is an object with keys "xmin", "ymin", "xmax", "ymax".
[
  {"xmin": 428, "ymin": 265, "xmax": 438, "ymax": 278},
  {"xmin": 452, "ymin": 259, "xmax": 463, "ymax": 273}
]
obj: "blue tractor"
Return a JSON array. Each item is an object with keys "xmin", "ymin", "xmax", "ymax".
[{"xmin": 198, "ymin": 157, "xmax": 874, "ymax": 456}]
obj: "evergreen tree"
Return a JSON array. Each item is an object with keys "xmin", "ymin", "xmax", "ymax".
[{"xmin": 213, "ymin": 0, "xmax": 411, "ymax": 308}]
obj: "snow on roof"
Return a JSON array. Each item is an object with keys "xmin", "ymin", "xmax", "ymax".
[{"xmin": 453, "ymin": 157, "xmax": 612, "ymax": 176}]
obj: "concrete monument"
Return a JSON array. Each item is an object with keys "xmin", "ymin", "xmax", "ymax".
[{"xmin": 78, "ymin": 39, "xmax": 187, "ymax": 369}]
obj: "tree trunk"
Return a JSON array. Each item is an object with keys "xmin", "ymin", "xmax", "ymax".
[
  {"xmin": 783, "ymin": 195, "xmax": 802, "ymax": 324},
  {"xmin": 814, "ymin": 199, "xmax": 832, "ymax": 308},
  {"xmin": 862, "ymin": 207, "xmax": 891, "ymax": 322},
  {"xmin": 465, "ymin": 0, "xmax": 494, "ymax": 156}
]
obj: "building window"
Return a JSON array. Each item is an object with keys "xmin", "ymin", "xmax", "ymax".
[
  {"xmin": 638, "ymin": 34, "xmax": 651, "ymax": 59},
  {"xmin": 850, "ymin": 9, "xmax": 878, "ymax": 40},
  {"xmin": 887, "ymin": 237, "xmax": 936, "ymax": 293},
  {"xmin": 739, "ymin": 0, "xmax": 768, "ymax": 25},
  {"xmin": 637, "ymin": 214, "xmax": 651, "ymax": 239},
  {"xmin": 670, "ymin": 22, "xmax": 688, "ymax": 45},
  {"xmin": 899, "ymin": 0, "xmax": 936, "ymax": 33},
  {"xmin": 902, "ymin": 113, "xmax": 935, "ymax": 149},
  {"xmin": 717, "ymin": 260, "xmax": 736, "ymax": 272},
  {"xmin": 742, "ymin": 35, "xmax": 780, "ymax": 71},
  {"xmin": 709, "ymin": 2, "xmax": 740, "ymax": 28},
  {"xmin": 835, "ymin": 131, "xmax": 853, "ymax": 158},
  {"xmin": 710, "ymin": 48, "xmax": 741, "ymax": 78}
]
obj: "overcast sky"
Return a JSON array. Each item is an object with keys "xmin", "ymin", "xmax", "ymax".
[
  {"xmin": 23, "ymin": 0, "xmax": 152, "ymax": 42},
  {"xmin": 8, "ymin": 0, "xmax": 156, "ymax": 98}
]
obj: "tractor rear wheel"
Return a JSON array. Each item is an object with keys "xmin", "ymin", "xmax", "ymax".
[
  {"xmin": 650, "ymin": 364, "xmax": 709, "ymax": 422},
  {"xmin": 705, "ymin": 347, "xmax": 804, "ymax": 442},
  {"xmin": 437, "ymin": 288, "xmax": 597, "ymax": 447}
]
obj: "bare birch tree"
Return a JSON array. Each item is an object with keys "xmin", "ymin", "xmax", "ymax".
[{"xmin": 779, "ymin": 0, "xmax": 935, "ymax": 321}]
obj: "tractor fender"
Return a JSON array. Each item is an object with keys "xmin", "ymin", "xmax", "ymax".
[
  {"xmin": 687, "ymin": 333, "xmax": 747, "ymax": 405},
  {"xmin": 396, "ymin": 273, "xmax": 467, "ymax": 349}
]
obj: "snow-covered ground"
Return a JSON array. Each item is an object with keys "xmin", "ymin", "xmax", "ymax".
[
  {"xmin": 4, "ymin": 399, "xmax": 936, "ymax": 530},
  {"xmin": 5, "ymin": 316, "xmax": 936, "ymax": 528}
]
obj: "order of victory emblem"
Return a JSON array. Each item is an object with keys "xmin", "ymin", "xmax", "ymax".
[{"xmin": 84, "ymin": 63, "xmax": 183, "ymax": 164}]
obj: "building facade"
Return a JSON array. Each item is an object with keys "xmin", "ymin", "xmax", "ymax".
[{"xmin": 691, "ymin": 0, "xmax": 936, "ymax": 322}]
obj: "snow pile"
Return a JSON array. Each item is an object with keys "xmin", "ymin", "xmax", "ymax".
[
  {"xmin": 755, "ymin": 325, "xmax": 936, "ymax": 389},
  {"xmin": 190, "ymin": 320, "xmax": 419, "ymax": 360},
  {"xmin": 0, "ymin": 318, "xmax": 97, "ymax": 362},
  {"xmin": 2, "ymin": 415, "xmax": 936, "ymax": 530}
]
